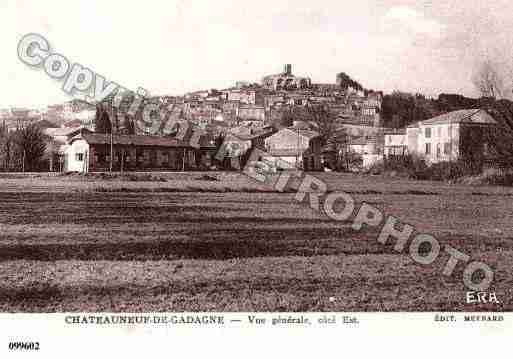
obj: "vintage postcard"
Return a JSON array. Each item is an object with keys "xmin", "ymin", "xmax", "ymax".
[{"xmin": 0, "ymin": 0, "xmax": 511, "ymax": 356}]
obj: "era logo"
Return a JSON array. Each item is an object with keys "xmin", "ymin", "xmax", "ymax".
[{"xmin": 466, "ymin": 292, "xmax": 500, "ymax": 304}]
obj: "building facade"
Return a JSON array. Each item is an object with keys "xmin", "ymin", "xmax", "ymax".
[
  {"xmin": 383, "ymin": 129, "xmax": 408, "ymax": 156},
  {"xmin": 384, "ymin": 109, "xmax": 497, "ymax": 165},
  {"xmin": 263, "ymin": 128, "xmax": 322, "ymax": 171},
  {"xmin": 262, "ymin": 64, "xmax": 312, "ymax": 91},
  {"xmin": 64, "ymin": 133, "xmax": 215, "ymax": 172}
]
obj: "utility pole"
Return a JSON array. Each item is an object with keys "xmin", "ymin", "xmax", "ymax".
[
  {"xmin": 121, "ymin": 150, "xmax": 124, "ymax": 174},
  {"xmin": 182, "ymin": 148, "xmax": 186, "ymax": 171},
  {"xmin": 109, "ymin": 129, "xmax": 113, "ymax": 173},
  {"xmin": 83, "ymin": 151, "xmax": 89, "ymax": 174},
  {"xmin": 105, "ymin": 98, "xmax": 114, "ymax": 173},
  {"xmin": 22, "ymin": 150, "xmax": 25, "ymax": 173},
  {"xmin": 296, "ymin": 127, "xmax": 300, "ymax": 169}
]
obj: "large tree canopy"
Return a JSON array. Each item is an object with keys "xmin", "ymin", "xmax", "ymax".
[
  {"xmin": 94, "ymin": 105, "xmax": 112, "ymax": 133},
  {"xmin": 14, "ymin": 124, "xmax": 47, "ymax": 171},
  {"xmin": 336, "ymin": 72, "xmax": 364, "ymax": 91}
]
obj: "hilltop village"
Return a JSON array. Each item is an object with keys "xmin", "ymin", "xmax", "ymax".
[{"xmin": 0, "ymin": 64, "xmax": 497, "ymax": 173}]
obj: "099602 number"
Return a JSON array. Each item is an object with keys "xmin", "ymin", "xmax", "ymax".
[{"xmin": 8, "ymin": 342, "xmax": 40, "ymax": 351}]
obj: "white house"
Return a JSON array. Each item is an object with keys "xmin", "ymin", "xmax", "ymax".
[
  {"xmin": 384, "ymin": 109, "xmax": 497, "ymax": 164},
  {"xmin": 384, "ymin": 129, "xmax": 408, "ymax": 156}
]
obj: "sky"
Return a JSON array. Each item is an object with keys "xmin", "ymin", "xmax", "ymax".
[{"xmin": 1, "ymin": 0, "xmax": 512, "ymax": 108}]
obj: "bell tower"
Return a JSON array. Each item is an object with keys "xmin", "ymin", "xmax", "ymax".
[{"xmin": 283, "ymin": 64, "xmax": 292, "ymax": 76}]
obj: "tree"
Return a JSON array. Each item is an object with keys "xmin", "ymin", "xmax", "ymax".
[
  {"xmin": 472, "ymin": 61, "xmax": 504, "ymax": 99},
  {"xmin": 324, "ymin": 127, "xmax": 348, "ymax": 171},
  {"xmin": 483, "ymin": 99, "xmax": 513, "ymax": 168},
  {"xmin": 0, "ymin": 123, "xmax": 14, "ymax": 171},
  {"xmin": 302, "ymin": 105, "xmax": 337, "ymax": 141},
  {"xmin": 122, "ymin": 115, "xmax": 136, "ymax": 135},
  {"xmin": 212, "ymin": 132, "xmax": 227, "ymax": 169},
  {"xmin": 94, "ymin": 104, "xmax": 112, "ymax": 133},
  {"xmin": 301, "ymin": 105, "xmax": 348, "ymax": 170},
  {"xmin": 381, "ymin": 91, "xmax": 437, "ymax": 128},
  {"xmin": 336, "ymin": 72, "xmax": 364, "ymax": 91},
  {"xmin": 112, "ymin": 107, "xmax": 120, "ymax": 133},
  {"xmin": 94, "ymin": 105, "xmax": 102, "ymax": 131},
  {"xmin": 14, "ymin": 124, "xmax": 47, "ymax": 171}
]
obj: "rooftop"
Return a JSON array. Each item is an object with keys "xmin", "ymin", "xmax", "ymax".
[
  {"xmin": 410, "ymin": 109, "xmax": 497, "ymax": 127},
  {"xmin": 44, "ymin": 126, "xmax": 89, "ymax": 138},
  {"xmin": 70, "ymin": 133, "xmax": 190, "ymax": 147},
  {"xmin": 282, "ymin": 128, "xmax": 320, "ymax": 140}
]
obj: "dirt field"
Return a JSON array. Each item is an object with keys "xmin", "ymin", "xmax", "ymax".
[{"xmin": 0, "ymin": 172, "xmax": 511, "ymax": 312}]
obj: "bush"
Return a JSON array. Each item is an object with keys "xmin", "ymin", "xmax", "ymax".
[
  {"xmin": 414, "ymin": 160, "xmax": 477, "ymax": 181},
  {"xmin": 365, "ymin": 160, "xmax": 385, "ymax": 175},
  {"xmin": 366, "ymin": 154, "xmax": 428, "ymax": 177},
  {"xmin": 459, "ymin": 168, "xmax": 513, "ymax": 186},
  {"xmin": 346, "ymin": 152, "xmax": 363, "ymax": 172},
  {"xmin": 366, "ymin": 155, "xmax": 481, "ymax": 182},
  {"xmin": 78, "ymin": 172, "xmax": 168, "ymax": 182}
]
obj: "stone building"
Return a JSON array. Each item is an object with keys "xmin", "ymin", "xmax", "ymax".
[
  {"xmin": 262, "ymin": 64, "xmax": 311, "ymax": 91},
  {"xmin": 224, "ymin": 89, "xmax": 263, "ymax": 105}
]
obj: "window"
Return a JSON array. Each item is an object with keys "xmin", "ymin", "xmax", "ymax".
[
  {"xmin": 425, "ymin": 143, "xmax": 431, "ymax": 155},
  {"xmin": 437, "ymin": 127, "xmax": 442, "ymax": 137},
  {"xmin": 444, "ymin": 143, "xmax": 451, "ymax": 155},
  {"xmin": 437, "ymin": 143, "xmax": 441, "ymax": 158},
  {"xmin": 425, "ymin": 127, "xmax": 431, "ymax": 138},
  {"xmin": 75, "ymin": 153, "xmax": 84, "ymax": 162}
]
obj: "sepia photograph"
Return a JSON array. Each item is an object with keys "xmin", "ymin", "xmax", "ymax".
[{"xmin": 0, "ymin": 0, "xmax": 512, "ymax": 321}]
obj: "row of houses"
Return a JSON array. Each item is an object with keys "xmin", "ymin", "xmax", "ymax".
[
  {"xmin": 55, "ymin": 124, "xmax": 322, "ymax": 173},
  {"xmin": 261, "ymin": 108, "xmax": 498, "ymax": 171},
  {"xmin": 49, "ymin": 108, "xmax": 497, "ymax": 173}
]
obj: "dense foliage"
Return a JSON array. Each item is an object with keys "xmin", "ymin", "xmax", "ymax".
[
  {"xmin": 336, "ymin": 72, "xmax": 364, "ymax": 91},
  {"xmin": 0, "ymin": 124, "xmax": 48, "ymax": 171}
]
